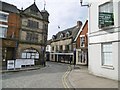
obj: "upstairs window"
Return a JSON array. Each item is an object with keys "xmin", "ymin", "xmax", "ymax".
[
  {"xmin": 80, "ymin": 36, "xmax": 85, "ymax": 47},
  {"xmin": 60, "ymin": 33, "xmax": 64, "ymax": 38},
  {"xmin": 99, "ymin": 2, "xmax": 114, "ymax": 28},
  {"xmin": 56, "ymin": 45, "xmax": 58, "ymax": 52},
  {"xmin": 0, "ymin": 13, "xmax": 8, "ymax": 22},
  {"xmin": 52, "ymin": 46, "xmax": 54, "ymax": 51},
  {"xmin": 60, "ymin": 45, "xmax": 63, "ymax": 51},
  {"xmin": 26, "ymin": 32, "xmax": 38, "ymax": 43},
  {"xmin": 52, "ymin": 35, "xmax": 56, "ymax": 40},
  {"xmin": 27, "ymin": 20, "xmax": 39, "ymax": 29},
  {"xmin": 65, "ymin": 45, "xmax": 69, "ymax": 51},
  {"xmin": 66, "ymin": 31, "xmax": 71, "ymax": 37},
  {"xmin": 0, "ymin": 27, "xmax": 7, "ymax": 38}
]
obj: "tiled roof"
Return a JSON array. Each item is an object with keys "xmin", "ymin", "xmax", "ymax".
[{"xmin": 52, "ymin": 23, "xmax": 82, "ymax": 42}]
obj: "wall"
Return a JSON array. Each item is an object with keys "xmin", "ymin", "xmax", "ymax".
[
  {"xmin": 88, "ymin": 0, "xmax": 119, "ymax": 80},
  {"xmin": 88, "ymin": 42, "xmax": 118, "ymax": 80},
  {"xmin": 7, "ymin": 13, "xmax": 20, "ymax": 39},
  {"xmin": 76, "ymin": 21, "xmax": 88, "ymax": 48},
  {"xmin": 17, "ymin": 43, "xmax": 42, "ymax": 59}
]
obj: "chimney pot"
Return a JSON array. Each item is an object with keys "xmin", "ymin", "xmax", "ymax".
[{"xmin": 77, "ymin": 21, "xmax": 82, "ymax": 27}]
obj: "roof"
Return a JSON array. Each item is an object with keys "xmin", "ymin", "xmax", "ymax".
[
  {"xmin": 23, "ymin": 2, "xmax": 41, "ymax": 13},
  {"xmin": 0, "ymin": 1, "xmax": 19, "ymax": 13},
  {"xmin": 21, "ymin": 2, "xmax": 49, "ymax": 21},
  {"xmin": 74, "ymin": 20, "xmax": 88, "ymax": 42},
  {"xmin": 52, "ymin": 21, "xmax": 82, "ymax": 42},
  {"xmin": 47, "ymin": 39, "xmax": 52, "ymax": 45}
]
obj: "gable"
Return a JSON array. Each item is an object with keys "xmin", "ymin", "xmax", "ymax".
[{"xmin": 23, "ymin": 3, "xmax": 43, "ymax": 19}]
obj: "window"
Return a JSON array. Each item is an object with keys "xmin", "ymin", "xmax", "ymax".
[
  {"xmin": 0, "ymin": 13, "xmax": 8, "ymax": 22},
  {"xmin": 80, "ymin": 36, "xmax": 85, "ymax": 47},
  {"xmin": 27, "ymin": 20, "xmax": 39, "ymax": 29},
  {"xmin": 44, "ymin": 24, "xmax": 48, "ymax": 31},
  {"xmin": 60, "ymin": 33, "xmax": 64, "ymax": 38},
  {"xmin": 56, "ymin": 45, "xmax": 58, "ymax": 52},
  {"xmin": 52, "ymin": 46, "xmax": 54, "ymax": 51},
  {"xmin": 0, "ymin": 27, "xmax": 7, "ymax": 38},
  {"xmin": 21, "ymin": 49, "xmax": 39, "ymax": 59},
  {"xmin": 60, "ymin": 45, "xmax": 63, "ymax": 51},
  {"xmin": 65, "ymin": 45, "xmax": 69, "ymax": 51},
  {"xmin": 99, "ymin": 2, "xmax": 114, "ymax": 28},
  {"xmin": 102, "ymin": 43, "xmax": 112, "ymax": 66},
  {"xmin": 52, "ymin": 35, "xmax": 56, "ymax": 40},
  {"xmin": 66, "ymin": 31, "xmax": 70, "ymax": 37},
  {"xmin": 26, "ymin": 32, "xmax": 38, "ymax": 42}
]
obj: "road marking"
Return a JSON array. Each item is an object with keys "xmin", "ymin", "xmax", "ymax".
[{"xmin": 62, "ymin": 65, "xmax": 72, "ymax": 88}]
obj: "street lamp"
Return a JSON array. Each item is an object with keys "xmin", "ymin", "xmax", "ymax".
[
  {"xmin": 80, "ymin": 0, "xmax": 90, "ymax": 7},
  {"xmin": 41, "ymin": 46, "xmax": 46, "ymax": 67}
]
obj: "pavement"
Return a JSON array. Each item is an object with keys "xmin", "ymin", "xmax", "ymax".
[
  {"xmin": 68, "ymin": 65, "xmax": 118, "ymax": 88},
  {"xmin": 1, "ymin": 65, "xmax": 42, "ymax": 73}
]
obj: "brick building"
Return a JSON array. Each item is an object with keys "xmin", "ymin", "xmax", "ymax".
[
  {"xmin": 0, "ymin": 1, "xmax": 20, "ymax": 69},
  {"xmin": 74, "ymin": 20, "xmax": 88, "ymax": 65},
  {"xmin": 0, "ymin": 1, "xmax": 49, "ymax": 69}
]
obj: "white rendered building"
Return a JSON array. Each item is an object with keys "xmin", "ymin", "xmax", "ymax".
[{"xmin": 88, "ymin": 0, "xmax": 120, "ymax": 80}]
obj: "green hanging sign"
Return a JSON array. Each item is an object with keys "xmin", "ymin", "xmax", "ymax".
[{"xmin": 99, "ymin": 12, "xmax": 114, "ymax": 28}]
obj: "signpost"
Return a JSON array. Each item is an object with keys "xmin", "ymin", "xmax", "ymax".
[{"xmin": 99, "ymin": 12, "xmax": 114, "ymax": 28}]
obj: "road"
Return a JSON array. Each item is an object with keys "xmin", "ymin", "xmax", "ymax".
[{"xmin": 2, "ymin": 62, "xmax": 72, "ymax": 88}]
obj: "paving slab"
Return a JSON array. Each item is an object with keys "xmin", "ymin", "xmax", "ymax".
[{"xmin": 68, "ymin": 65, "xmax": 118, "ymax": 88}]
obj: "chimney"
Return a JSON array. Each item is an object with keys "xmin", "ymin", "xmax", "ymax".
[{"xmin": 77, "ymin": 21, "xmax": 82, "ymax": 27}]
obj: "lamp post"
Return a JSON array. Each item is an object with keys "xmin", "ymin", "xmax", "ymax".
[
  {"xmin": 41, "ymin": 46, "xmax": 46, "ymax": 67},
  {"xmin": 73, "ymin": 48, "xmax": 76, "ymax": 67},
  {"xmin": 80, "ymin": 0, "xmax": 90, "ymax": 7}
]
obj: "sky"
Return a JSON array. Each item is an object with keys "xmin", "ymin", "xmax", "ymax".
[{"xmin": 1, "ymin": 0, "xmax": 88, "ymax": 40}]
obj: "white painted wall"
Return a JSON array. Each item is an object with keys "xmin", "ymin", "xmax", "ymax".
[
  {"xmin": 46, "ymin": 45, "xmax": 51, "ymax": 52},
  {"xmin": 88, "ymin": 0, "xmax": 120, "ymax": 80}
]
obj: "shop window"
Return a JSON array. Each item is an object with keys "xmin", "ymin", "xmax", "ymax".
[{"xmin": 21, "ymin": 49, "xmax": 39, "ymax": 59}]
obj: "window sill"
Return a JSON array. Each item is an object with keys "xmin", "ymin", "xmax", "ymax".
[
  {"xmin": 101, "ymin": 65, "xmax": 114, "ymax": 70},
  {"xmin": 99, "ymin": 25, "xmax": 115, "ymax": 31}
]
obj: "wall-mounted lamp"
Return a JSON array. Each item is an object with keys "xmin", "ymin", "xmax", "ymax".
[{"xmin": 80, "ymin": 0, "xmax": 90, "ymax": 7}]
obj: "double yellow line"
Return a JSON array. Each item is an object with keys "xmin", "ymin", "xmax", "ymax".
[{"xmin": 62, "ymin": 65, "xmax": 72, "ymax": 88}]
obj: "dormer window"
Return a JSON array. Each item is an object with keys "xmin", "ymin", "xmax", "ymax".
[
  {"xmin": 60, "ymin": 33, "xmax": 64, "ymax": 38},
  {"xmin": 52, "ymin": 35, "xmax": 56, "ymax": 40},
  {"xmin": 66, "ymin": 31, "xmax": 71, "ymax": 37}
]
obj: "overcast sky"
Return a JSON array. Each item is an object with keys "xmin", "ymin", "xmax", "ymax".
[{"xmin": 1, "ymin": 0, "xmax": 88, "ymax": 40}]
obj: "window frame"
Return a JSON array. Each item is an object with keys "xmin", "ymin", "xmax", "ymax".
[
  {"xmin": 101, "ymin": 43, "xmax": 113, "ymax": 67},
  {"xmin": 80, "ymin": 35, "xmax": 85, "ymax": 47},
  {"xmin": 98, "ymin": 1, "xmax": 114, "ymax": 29},
  {"xmin": 0, "ymin": 11, "xmax": 9, "ymax": 22},
  {"xmin": 21, "ymin": 49, "xmax": 39, "ymax": 59},
  {"xmin": 0, "ymin": 26, "xmax": 7, "ymax": 38}
]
